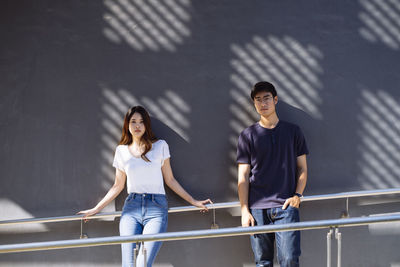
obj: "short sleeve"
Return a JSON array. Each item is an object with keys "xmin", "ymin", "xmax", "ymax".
[
  {"xmin": 112, "ymin": 146, "xmax": 125, "ymax": 172},
  {"xmin": 161, "ymin": 141, "xmax": 171, "ymax": 166},
  {"xmin": 237, "ymin": 132, "xmax": 251, "ymax": 164},
  {"xmin": 295, "ymin": 127, "xmax": 309, "ymax": 157}
]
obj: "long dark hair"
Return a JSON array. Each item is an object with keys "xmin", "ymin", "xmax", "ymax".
[{"xmin": 119, "ymin": 106, "xmax": 157, "ymax": 162}]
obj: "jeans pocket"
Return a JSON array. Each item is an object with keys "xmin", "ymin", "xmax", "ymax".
[
  {"xmin": 125, "ymin": 194, "xmax": 134, "ymax": 203},
  {"xmin": 284, "ymin": 205, "xmax": 300, "ymax": 222},
  {"xmin": 152, "ymin": 196, "xmax": 168, "ymax": 209},
  {"xmin": 286, "ymin": 205, "xmax": 300, "ymax": 215}
]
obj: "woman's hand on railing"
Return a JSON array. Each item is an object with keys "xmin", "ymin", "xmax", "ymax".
[
  {"xmin": 192, "ymin": 199, "xmax": 213, "ymax": 212},
  {"xmin": 77, "ymin": 208, "xmax": 100, "ymax": 222}
]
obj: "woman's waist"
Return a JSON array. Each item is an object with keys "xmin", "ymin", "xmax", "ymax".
[{"xmin": 128, "ymin": 192, "xmax": 166, "ymax": 200}]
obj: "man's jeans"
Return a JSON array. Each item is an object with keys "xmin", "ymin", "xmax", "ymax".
[
  {"xmin": 250, "ymin": 206, "xmax": 301, "ymax": 267},
  {"xmin": 120, "ymin": 193, "xmax": 168, "ymax": 267}
]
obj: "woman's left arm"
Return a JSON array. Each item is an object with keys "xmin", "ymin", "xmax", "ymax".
[{"xmin": 162, "ymin": 158, "xmax": 212, "ymax": 210}]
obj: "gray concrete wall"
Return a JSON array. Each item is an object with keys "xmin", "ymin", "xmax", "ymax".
[{"xmin": 1, "ymin": 0, "xmax": 400, "ymax": 266}]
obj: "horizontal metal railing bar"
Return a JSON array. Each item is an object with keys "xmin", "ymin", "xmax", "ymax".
[
  {"xmin": 0, "ymin": 202, "xmax": 236, "ymax": 227},
  {"xmin": 0, "ymin": 212, "xmax": 122, "ymax": 226},
  {"xmin": 1, "ymin": 187, "xmax": 400, "ymax": 227},
  {"xmin": 1, "ymin": 214, "xmax": 400, "ymax": 254},
  {"xmin": 300, "ymin": 188, "xmax": 400, "ymax": 202}
]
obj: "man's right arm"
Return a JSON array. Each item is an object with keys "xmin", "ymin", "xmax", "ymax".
[{"xmin": 238, "ymin": 163, "xmax": 255, "ymax": 227}]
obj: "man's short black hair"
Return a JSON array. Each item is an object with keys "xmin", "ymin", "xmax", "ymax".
[{"xmin": 251, "ymin": 81, "xmax": 277, "ymax": 100}]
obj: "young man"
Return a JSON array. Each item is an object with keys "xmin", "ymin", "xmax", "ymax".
[{"xmin": 237, "ymin": 81, "xmax": 308, "ymax": 267}]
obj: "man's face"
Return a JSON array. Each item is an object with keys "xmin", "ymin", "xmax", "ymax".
[{"xmin": 253, "ymin": 91, "xmax": 278, "ymax": 117}]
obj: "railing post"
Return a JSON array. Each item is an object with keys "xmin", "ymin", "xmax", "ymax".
[
  {"xmin": 142, "ymin": 242, "xmax": 147, "ymax": 267},
  {"xmin": 133, "ymin": 242, "xmax": 139, "ymax": 267},
  {"xmin": 327, "ymin": 227, "xmax": 333, "ymax": 267},
  {"xmin": 341, "ymin": 198, "xmax": 350, "ymax": 218},
  {"xmin": 335, "ymin": 228, "xmax": 342, "ymax": 267},
  {"xmin": 79, "ymin": 219, "xmax": 88, "ymax": 239},
  {"xmin": 211, "ymin": 208, "xmax": 219, "ymax": 229}
]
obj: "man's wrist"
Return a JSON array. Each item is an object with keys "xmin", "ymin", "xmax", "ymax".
[
  {"xmin": 294, "ymin": 192, "xmax": 303, "ymax": 198},
  {"xmin": 241, "ymin": 206, "xmax": 250, "ymax": 213}
]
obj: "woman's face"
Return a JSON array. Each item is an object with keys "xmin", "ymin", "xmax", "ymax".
[{"xmin": 128, "ymin": 112, "xmax": 146, "ymax": 139}]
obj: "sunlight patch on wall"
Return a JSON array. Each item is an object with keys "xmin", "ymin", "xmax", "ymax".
[
  {"xmin": 357, "ymin": 89, "xmax": 400, "ymax": 189},
  {"xmin": 230, "ymin": 35, "xmax": 324, "ymax": 122},
  {"xmin": 99, "ymin": 85, "xmax": 191, "ymax": 190},
  {"xmin": 0, "ymin": 199, "xmax": 48, "ymax": 233},
  {"xmin": 359, "ymin": 0, "xmax": 400, "ymax": 50},
  {"xmin": 102, "ymin": 0, "xmax": 192, "ymax": 52},
  {"xmin": 368, "ymin": 212, "xmax": 400, "ymax": 235},
  {"xmin": 227, "ymin": 35, "xmax": 324, "ymax": 206},
  {"xmin": 228, "ymin": 35, "xmax": 324, "ymax": 161}
]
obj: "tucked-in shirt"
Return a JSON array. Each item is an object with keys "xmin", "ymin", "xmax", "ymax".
[
  {"xmin": 113, "ymin": 140, "xmax": 170, "ymax": 194},
  {"xmin": 237, "ymin": 121, "xmax": 309, "ymax": 209}
]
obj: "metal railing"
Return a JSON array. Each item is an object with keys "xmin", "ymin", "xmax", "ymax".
[
  {"xmin": 1, "ymin": 214, "xmax": 400, "ymax": 267},
  {"xmin": 1, "ymin": 187, "xmax": 400, "ymax": 227},
  {"xmin": 1, "ymin": 187, "xmax": 400, "ymax": 267}
]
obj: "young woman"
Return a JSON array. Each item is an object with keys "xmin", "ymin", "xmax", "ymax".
[{"xmin": 78, "ymin": 106, "xmax": 212, "ymax": 267}]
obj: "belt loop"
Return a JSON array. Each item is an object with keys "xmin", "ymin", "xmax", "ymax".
[{"xmin": 152, "ymin": 194, "xmax": 154, "ymax": 201}]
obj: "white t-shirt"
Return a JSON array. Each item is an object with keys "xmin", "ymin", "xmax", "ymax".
[{"xmin": 112, "ymin": 140, "xmax": 170, "ymax": 194}]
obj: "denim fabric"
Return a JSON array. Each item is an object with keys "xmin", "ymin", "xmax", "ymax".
[
  {"xmin": 250, "ymin": 206, "xmax": 301, "ymax": 267},
  {"xmin": 120, "ymin": 193, "xmax": 168, "ymax": 267}
]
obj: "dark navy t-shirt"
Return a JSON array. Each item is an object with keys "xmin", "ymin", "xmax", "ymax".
[{"xmin": 237, "ymin": 121, "xmax": 309, "ymax": 209}]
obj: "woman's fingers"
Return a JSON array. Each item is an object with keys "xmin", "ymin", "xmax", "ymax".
[
  {"xmin": 204, "ymin": 199, "xmax": 213, "ymax": 204},
  {"xmin": 196, "ymin": 199, "xmax": 213, "ymax": 213},
  {"xmin": 76, "ymin": 209, "xmax": 97, "ymax": 222}
]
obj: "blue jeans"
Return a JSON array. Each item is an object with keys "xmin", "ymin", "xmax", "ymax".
[
  {"xmin": 250, "ymin": 206, "xmax": 301, "ymax": 267},
  {"xmin": 119, "ymin": 193, "xmax": 168, "ymax": 267}
]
